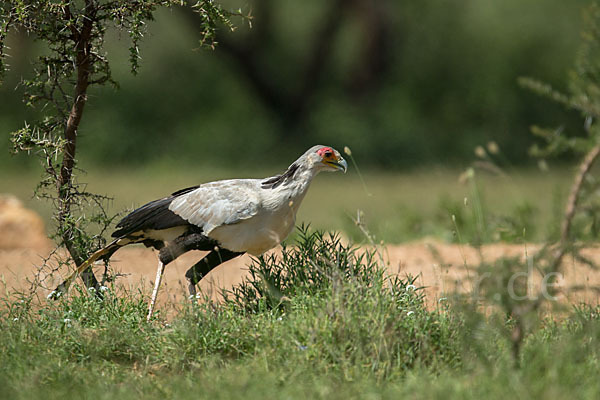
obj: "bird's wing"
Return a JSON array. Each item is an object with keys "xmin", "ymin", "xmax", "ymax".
[
  {"xmin": 111, "ymin": 185, "xmax": 200, "ymax": 238},
  {"xmin": 168, "ymin": 179, "xmax": 262, "ymax": 234}
]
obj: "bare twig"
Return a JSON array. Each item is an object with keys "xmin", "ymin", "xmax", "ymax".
[{"xmin": 560, "ymin": 144, "xmax": 600, "ymax": 243}]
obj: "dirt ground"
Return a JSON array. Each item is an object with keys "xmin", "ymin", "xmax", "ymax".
[{"xmin": 1, "ymin": 239, "xmax": 599, "ymax": 312}]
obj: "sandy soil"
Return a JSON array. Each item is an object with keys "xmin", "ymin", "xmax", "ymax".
[{"xmin": 1, "ymin": 240, "xmax": 599, "ymax": 313}]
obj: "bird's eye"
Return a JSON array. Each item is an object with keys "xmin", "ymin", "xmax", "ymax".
[{"xmin": 324, "ymin": 151, "xmax": 333, "ymax": 158}]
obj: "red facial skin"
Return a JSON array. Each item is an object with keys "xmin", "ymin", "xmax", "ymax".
[{"xmin": 316, "ymin": 147, "xmax": 335, "ymax": 159}]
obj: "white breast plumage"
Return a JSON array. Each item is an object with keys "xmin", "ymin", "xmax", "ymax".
[
  {"xmin": 208, "ymin": 197, "xmax": 300, "ymax": 255},
  {"xmin": 167, "ymin": 176, "xmax": 311, "ymax": 255}
]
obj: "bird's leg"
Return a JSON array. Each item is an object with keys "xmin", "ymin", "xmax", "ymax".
[
  {"xmin": 158, "ymin": 233, "xmax": 218, "ymax": 265},
  {"xmin": 185, "ymin": 248, "xmax": 244, "ymax": 297},
  {"xmin": 187, "ymin": 279, "xmax": 197, "ymax": 298},
  {"xmin": 147, "ymin": 259, "xmax": 166, "ymax": 322}
]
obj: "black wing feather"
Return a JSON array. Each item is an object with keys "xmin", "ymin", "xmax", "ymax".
[{"xmin": 111, "ymin": 186, "xmax": 200, "ymax": 238}]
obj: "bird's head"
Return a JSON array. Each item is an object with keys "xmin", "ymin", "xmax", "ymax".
[
  {"xmin": 304, "ymin": 145, "xmax": 347, "ymax": 173},
  {"xmin": 262, "ymin": 145, "xmax": 347, "ymax": 190}
]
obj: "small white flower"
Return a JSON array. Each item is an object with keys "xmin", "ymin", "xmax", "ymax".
[
  {"xmin": 188, "ymin": 295, "xmax": 195, "ymax": 300},
  {"xmin": 88, "ymin": 287, "xmax": 96, "ymax": 292},
  {"xmin": 63, "ymin": 318, "xmax": 71, "ymax": 324},
  {"xmin": 406, "ymin": 284, "xmax": 416, "ymax": 291},
  {"xmin": 13, "ymin": 317, "xmax": 18, "ymax": 322},
  {"xmin": 99, "ymin": 286, "xmax": 109, "ymax": 292},
  {"xmin": 195, "ymin": 293, "xmax": 202, "ymax": 299},
  {"xmin": 406, "ymin": 311, "xmax": 415, "ymax": 316},
  {"xmin": 47, "ymin": 290, "xmax": 61, "ymax": 299},
  {"xmin": 277, "ymin": 316, "xmax": 283, "ymax": 321}
]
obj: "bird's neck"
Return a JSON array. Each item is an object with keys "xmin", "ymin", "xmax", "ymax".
[
  {"xmin": 286, "ymin": 166, "xmax": 317, "ymax": 198},
  {"xmin": 261, "ymin": 163, "xmax": 318, "ymax": 206}
]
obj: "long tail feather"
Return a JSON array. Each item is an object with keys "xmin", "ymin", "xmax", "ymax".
[{"xmin": 48, "ymin": 239, "xmax": 121, "ymax": 300}]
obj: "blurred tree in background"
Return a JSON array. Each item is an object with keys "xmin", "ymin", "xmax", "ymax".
[{"xmin": 0, "ymin": 0, "xmax": 593, "ymax": 170}]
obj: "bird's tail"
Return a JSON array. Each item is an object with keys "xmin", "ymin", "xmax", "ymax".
[{"xmin": 48, "ymin": 239, "xmax": 121, "ymax": 300}]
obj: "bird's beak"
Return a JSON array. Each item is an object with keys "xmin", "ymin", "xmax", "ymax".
[{"xmin": 326, "ymin": 157, "xmax": 348, "ymax": 173}]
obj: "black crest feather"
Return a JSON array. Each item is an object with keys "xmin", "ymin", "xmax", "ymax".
[{"xmin": 261, "ymin": 163, "xmax": 299, "ymax": 189}]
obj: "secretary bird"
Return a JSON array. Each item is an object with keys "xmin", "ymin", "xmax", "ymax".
[{"xmin": 50, "ymin": 145, "xmax": 347, "ymax": 320}]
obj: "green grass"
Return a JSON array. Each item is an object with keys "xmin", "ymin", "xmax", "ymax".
[
  {"xmin": 0, "ymin": 230, "xmax": 599, "ymax": 399},
  {"xmin": 0, "ymin": 165, "xmax": 576, "ymax": 244}
]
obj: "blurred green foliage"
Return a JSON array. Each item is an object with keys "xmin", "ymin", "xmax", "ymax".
[{"xmin": 0, "ymin": 0, "xmax": 593, "ymax": 170}]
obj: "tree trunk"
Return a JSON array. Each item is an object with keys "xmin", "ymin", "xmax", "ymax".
[{"xmin": 57, "ymin": 2, "xmax": 99, "ymax": 289}]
